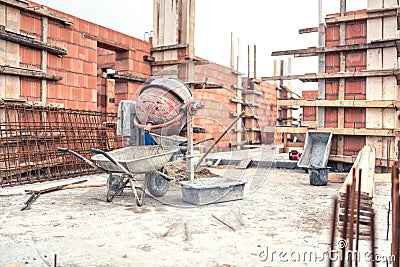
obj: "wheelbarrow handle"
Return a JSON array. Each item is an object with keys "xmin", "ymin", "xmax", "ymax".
[
  {"xmin": 89, "ymin": 148, "xmax": 132, "ymax": 177},
  {"xmin": 57, "ymin": 147, "xmax": 100, "ymax": 170}
]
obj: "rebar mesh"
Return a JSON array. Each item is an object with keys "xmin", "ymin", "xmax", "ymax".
[{"xmin": 0, "ymin": 102, "xmax": 122, "ymax": 187}]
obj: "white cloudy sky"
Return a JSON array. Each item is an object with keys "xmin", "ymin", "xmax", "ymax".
[{"xmin": 32, "ymin": 0, "xmax": 366, "ymax": 90}]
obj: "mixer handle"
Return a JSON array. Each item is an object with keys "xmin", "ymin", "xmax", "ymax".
[{"xmin": 133, "ymin": 111, "xmax": 185, "ymax": 131}]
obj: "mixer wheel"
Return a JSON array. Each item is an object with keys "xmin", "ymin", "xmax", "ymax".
[{"xmin": 145, "ymin": 169, "xmax": 169, "ymax": 197}]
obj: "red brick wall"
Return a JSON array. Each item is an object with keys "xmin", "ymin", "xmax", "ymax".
[
  {"xmin": 191, "ymin": 63, "xmax": 277, "ymax": 148},
  {"xmin": 192, "ymin": 63, "xmax": 239, "ymax": 148},
  {"xmin": 19, "ymin": 2, "xmax": 152, "ymax": 110},
  {"xmin": 302, "ymin": 90, "xmax": 318, "ymax": 122}
]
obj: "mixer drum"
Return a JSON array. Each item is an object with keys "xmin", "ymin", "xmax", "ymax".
[{"xmin": 135, "ymin": 78, "xmax": 192, "ymax": 136}]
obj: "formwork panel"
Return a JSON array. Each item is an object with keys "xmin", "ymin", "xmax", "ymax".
[
  {"xmin": 0, "ymin": 40, "xmax": 5, "ymax": 64},
  {"xmin": 5, "ymin": 76, "xmax": 20, "ymax": 99},
  {"xmin": 382, "ymin": 47, "xmax": 397, "ymax": 68},
  {"xmin": 366, "ymin": 136, "xmax": 383, "ymax": 158},
  {"xmin": 366, "ymin": 77, "xmax": 382, "ymax": 100},
  {"xmin": 382, "ymin": 109, "xmax": 396, "ymax": 129},
  {"xmin": 367, "ymin": 18, "xmax": 382, "ymax": 41},
  {"xmin": 383, "ymin": 17, "xmax": 397, "ymax": 39},
  {"xmin": 384, "ymin": 0, "xmax": 397, "ymax": 7},
  {"xmin": 0, "ymin": 75, "xmax": 5, "ymax": 98},
  {"xmin": 367, "ymin": 49, "xmax": 382, "ymax": 69},
  {"xmin": 382, "ymin": 76, "xmax": 397, "ymax": 99},
  {"xmin": 366, "ymin": 108, "xmax": 383, "ymax": 128}
]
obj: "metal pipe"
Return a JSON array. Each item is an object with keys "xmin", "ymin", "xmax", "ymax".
[
  {"xmin": 329, "ymin": 196, "xmax": 338, "ymax": 267},
  {"xmin": 194, "ymin": 111, "xmax": 245, "ymax": 171}
]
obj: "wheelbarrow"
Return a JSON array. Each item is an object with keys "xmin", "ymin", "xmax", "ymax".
[{"xmin": 57, "ymin": 145, "xmax": 179, "ymax": 206}]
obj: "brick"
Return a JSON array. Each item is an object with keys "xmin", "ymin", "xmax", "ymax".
[
  {"xmin": 345, "ymin": 51, "xmax": 366, "ymax": 67},
  {"xmin": 47, "ymin": 54, "xmax": 61, "ymax": 70},
  {"xmin": 346, "ymin": 38, "xmax": 367, "ymax": 45},
  {"xmin": 72, "ymin": 87, "xmax": 83, "ymax": 101},
  {"xmin": 73, "ymin": 31, "xmax": 84, "ymax": 47},
  {"xmin": 115, "ymin": 59, "xmax": 136, "ymax": 72},
  {"xmin": 325, "ymin": 25, "xmax": 340, "ymax": 42},
  {"xmin": 60, "ymin": 27, "xmax": 73, "ymax": 42},
  {"xmin": 344, "ymin": 78, "xmax": 366, "ymax": 100},
  {"xmin": 346, "ymin": 21, "xmax": 367, "ymax": 39},
  {"xmin": 48, "ymin": 23, "xmax": 61, "ymax": 39}
]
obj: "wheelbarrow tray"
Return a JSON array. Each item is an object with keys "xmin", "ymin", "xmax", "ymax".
[
  {"xmin": 297, "ymin": 130, "xmax": 332, "ymax": 169},
  {"xmin": 91, "ymin": 146, "xmax": 178, "ymax": 173}
]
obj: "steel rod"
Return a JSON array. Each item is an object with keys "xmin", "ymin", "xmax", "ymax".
[
  {"xmin": 329, "ymin": 196, "xmax": 338, "ymax": 267},
  {"xmin": 341, "ymin": 184, "xmax": 351, "ymax": 267}
]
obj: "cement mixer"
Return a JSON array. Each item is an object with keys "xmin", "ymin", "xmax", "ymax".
[{"xmin": 134, "ymin": 78, "xmax": 193, "ymax": 136}]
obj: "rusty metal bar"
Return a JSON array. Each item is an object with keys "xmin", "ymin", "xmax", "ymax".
[
  {"xmin": 348, "ymin": 168, "xmax": 357, "ymax": 266},
  {"xmin": 0, "ymin": 102, "xmax": 121, "ymax": 187},
  {"xmin": 329, "ymin": 196, "xmax": 338, "ymax": 267},
  {"xmin": 341, "ymin": 184, "xmax": 351, "ymax": 267},
  {"xmin": 355, "ymin": 168, "xmax": 362, "ymax": 267}
]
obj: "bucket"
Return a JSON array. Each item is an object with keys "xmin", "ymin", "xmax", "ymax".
[
  {"xmin": 309, "ymin": 167, "xmax": 330, "ymax": 186},
  {"xmin": 134, "ymin": 78, "xmax": 192, "ymax": 136}
]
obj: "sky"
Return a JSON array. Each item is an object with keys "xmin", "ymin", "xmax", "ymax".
[{"xmin": 32, "ymin": 0, "xmax": 367, "ymax": 91}]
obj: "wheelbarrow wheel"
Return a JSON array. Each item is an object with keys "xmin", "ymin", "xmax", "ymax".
[
  {"xmin": 106, "ymin": 174, "xmax": 126, "ymax": 202},
  {"xmin": 145, "ymin": 169, "xmax": 169, "ymax": 197}
]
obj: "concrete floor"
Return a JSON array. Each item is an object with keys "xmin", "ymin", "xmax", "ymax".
[{"xmin": 0, "ymin": 163, "xmax": 393, "ymax": 267}]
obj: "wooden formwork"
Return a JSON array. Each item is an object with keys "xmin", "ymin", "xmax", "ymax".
[{"xmin": 262, "ymin": 0, "xmax": 400, "ymax": 170}]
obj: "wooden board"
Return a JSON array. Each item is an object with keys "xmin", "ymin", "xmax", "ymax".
[
  {"xmin": 25, "ymin": 179, "xmax": 87, "ymax": 193},
  {"xmin": 328, "ymin": 173, "xmax": 347, "ymax": 183},
  {"xmin": 236, "ymin": 158, "xmax": 252, "ymax": 169}
]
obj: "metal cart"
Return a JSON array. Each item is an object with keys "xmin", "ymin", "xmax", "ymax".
[{"xmin": 57, "ymin": 145, "xmax": 179, "ymax": 206}]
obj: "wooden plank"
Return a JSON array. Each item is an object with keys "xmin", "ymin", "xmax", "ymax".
[
  {"xmin": 62, "ymin": 182, "xmax": 106, "ymax": 189},
  {"xmin": 0, "ymin": 65, "xmax": 62, "ymax": 80},
  {"xmin": 25, "ymin": 179, "xmax": 88, "ymax": 193},
  {"xmin": 261, "ymin": 68, "xmax": 400, "ymax": 82},
  {"xmin": 277, "ymin": 99, "xmax": 399, "ymax": 108},
  {"xmin": 340, "ymin": 146, "xmax": 375, "ymax": 197},
  {"xmin": 99, "ymin": 72, "xmax": 147, "ymax": 83},
  {"xmin": 329, "ymin": 173, "xmax": 348, "ymax": 183},
  {"xmin": 299, "ymin": 27, "xmax": 319, "ymax": 34},
  {"xmin": 150, "ymin": 59, "xmax": 189, "ymax": 66},
  {"xmin": 271, "ymin": 47, "xmax": 317, "ymax": 57},
  {"xmin": 275, "ymin": 126, "xmax": 400, "ymax": 137},
  {"xmin": 84, "ymin": 33, "xmax": 133, "ymax": 52},
  {"xmin": 325, "ymin": 7, "xmax": 398, "ymax": 24},
  {"xmin": 0, "ymin": 26, "xmax": 66, "ymax": 55},
  {"xmin": 286, "ymin": 141, "xmax": 304, "ymax": 147},
  {"xmin": 150, "ymin": 43, "xmax": 188, "ymax": 52},
  {"xmin": 235, "ymin": 158, "xmax": 252, "ymax": 169},
  {"xmin": 0, "ymin": 0, "xmax": 74, "ymax": 24}
]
